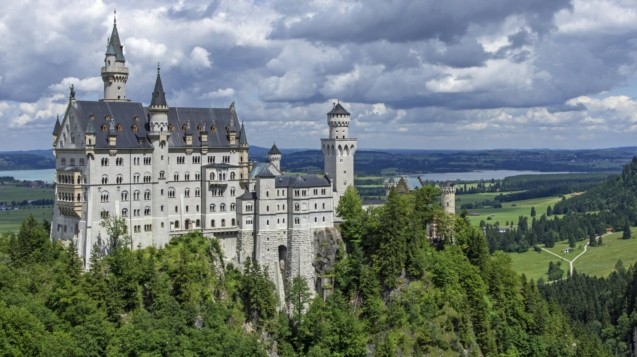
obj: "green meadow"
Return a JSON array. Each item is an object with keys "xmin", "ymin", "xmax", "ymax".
[
  {"xmin": 463, "ymin": 194, "xmax": 570, "ymax": 226},
  {"xmin": 0, "ymin": 183, "xmax": 55, "ymax": 233}
]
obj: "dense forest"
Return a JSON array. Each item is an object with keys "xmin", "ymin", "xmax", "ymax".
[
  {"xmin": 539, "ymin": 262, "xmax": 637, "ymax": 355},
  {"xmin": 0, "ymin": 185, "xmax": 611, "ymax": 356}
]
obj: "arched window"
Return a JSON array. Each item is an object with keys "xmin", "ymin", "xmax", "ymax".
[
  {"xmin": 210, "ymin": 172, "xmax": 216, "ymax": 180},
  {"xmin": 116, "ymin": 175, "xmax": 123, "ymax": 184},
  {"xmin": 101, "ymin": 158, "xmax": 109, "ymax": 166},
  {"xmin": 144, "ymin": 190, "xmax": 151, "ymax": 200},
  {"xmin": 121, "ymin": 191, "xmax": 129, "ymax": 201},
  {"xmin": 232, "ymin": 218, "xmax": 236, "ymax": 226},
  {"xmin": 77, "ymin": 193, "xmax": 81, "ymax": 202},
  {"xmin": 144, "ymin": 207, "xmax": 151, "ymax": 215},
  {"xmin": 101, "ymin": 175, "xmax": 108, "ymax": 184},
  {"xmin": 210, "ymin": 219, "xmax": 215, "ymax": 227},
  {"xmin": 174, "ymin": 173, "xmax": 179, "ymax": 181},
  {"xmin": 195, "ymin": 188, "xmax": 200, "ymax": 197},
  {"xmin": 133, "ymin": 173, "xmax": 140, "ymax": 183},
  {"xmin": 168, "ymin": 188, "xmax": 175, "ymax": 198},
  {"xmin": 144, "ymin": 174, "xmax": 151, "ymax": 183},
  {"xmin": 221, "ymin": 219, "xmax": 226, "ymax": 227},
  {"xmin": 246, "ymin": 204, "xmax": 253, "ymax": 211},
  {"xmin": 220, "ymin": 203, "xmax": 226, "ymax": 211},
  {"xmin": 230, "ymin": 203, "xmax": 235, "ymax": 211},
  {"xmin": 184, "ymin": 188, "xmax": 190, "ymax": 197},
  {"xmin": 101, "ymin": 192, "xmax": 109, "ymax": 202},
  {"xmin": 230, "ymin": 172, "xmax": 236, "ymax": 180},
  {"xmin": 246, "ymin": 218, "xmax": 252, "ymax": 225},
  {"xmin": 174, "ymin": 220, "xmax": 180, "ymax": 228},
  {"xmin": 122, "ymin": 208, "xmax": 128, "ymax": 217},
  {"xmin": 184, "ymin": 173, "xmax": 190, "ymax": 181},
  {"xmin": 209, "ymin": 203, "xmax": 216, "ymax": 212},
  {"xmin": 159, "ymin": 171, "xmax": 165, "ymax": 179},
  {"xmin": 195, "ymin": 172, "xmax": 200, "ymax": 180}
]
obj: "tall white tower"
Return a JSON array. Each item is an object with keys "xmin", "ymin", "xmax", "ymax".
[
  {"xmin": 101, "ymin": 15, "xmax": 129, "ymax": 102},
  {"xmin": 441, "ymin": 181, "xmax": 456, "ymax": 215},
  {"xmin": 321, "ymin": 101, "xmax": 356, "ymax": 210}
]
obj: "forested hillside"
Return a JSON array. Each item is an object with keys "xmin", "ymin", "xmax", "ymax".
[
  {"xmin": 539, "ymin": 262, "xmax": 637, "ymax": 355},
  {"xmin": 0, "ymin": 186, "xmax": 611, "ymax": 356},
  {"xmin": 483, "ymin": 158, "xmax": 637, "ymax": 253}
]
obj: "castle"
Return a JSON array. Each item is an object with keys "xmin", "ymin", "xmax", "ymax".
[{"xmin": 50, "ymin": 18, "xmax": 356, "ymax": 300}]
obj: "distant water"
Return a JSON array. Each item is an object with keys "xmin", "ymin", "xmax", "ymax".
[
  {"xmin": 0, "ymin": 169, "xmax": 55, "ymax": 182},
  {"xmin": 413, "ymin": 170, "xmax": 573, "ymax": 182}
]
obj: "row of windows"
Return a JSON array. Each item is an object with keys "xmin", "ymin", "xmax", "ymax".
[
  {"xmin": 261, "ymin": 217, "xmax": 326, "ymax": 225},
  {"xmin": 59, "ymin": 158, "xmax": 84, "ymax": 166},
  {"xmin": 58, "ymin": 192, "xmax": 82, "ymax": 202},
  {"xmin": 101, "ymin": 124, "xmax": 140, "ymax": 132},
  {"xmin": 57, "ymin": 174, "xmax": 81, "ymax": 185},
  {"xmin": 101, "ymin": 157, "xmax": 152, "ymax": 166},
  {"xmin": 121, "ymin": 208, "xmax": 151, "ymax": 217}
]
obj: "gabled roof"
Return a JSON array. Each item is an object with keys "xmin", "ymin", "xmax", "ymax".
[
  {"xmin": 268, "ymin": 143, "xmax": 281, "ymax": 155},
  {"xmin": 52, "ymin": 116, "xmax": 61, "ymax": 135},
  {"xmin": 328, "ymin": 102, "xmax": 350, "ymax": 115},
  {"xmin": 256, "ymin": 165, "xmax": 276, "ymax": 178},
  {"xmin": 150, "ymin": 69, "xmax": 167, "ymax": 107}
]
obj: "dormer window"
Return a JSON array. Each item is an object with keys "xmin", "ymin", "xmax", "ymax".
[
  {"xmin": 132, "ymin": 124, "xmax": 138, "ymax": 132},
  {"xmin": 182, "ymin": 125, "xmax": 187, "ymax": 132},
  {"xmin": 134, "ymin": 116, "xmax": 139, "ymax": 121},
  {"xmin": 117, "ymin": 124, "xmax": 122, "ymax": 132},
  {"xmin": 197, "ymin": 125, "xmax": 203, "ymax": 132},
  {"xmin": 101, "ymin": 124, "xmax": 107, "ymax": 132},
  {"xmin": 211, "ymin": 125, "xmax": 216, "ymax": 132},
  {"xmin": 168, "ymin": 124, "xmax": 174, "ymax": 132},
  {"xmin": 105, "ymin": 115, "xmax": 110, "ymax": 121}
]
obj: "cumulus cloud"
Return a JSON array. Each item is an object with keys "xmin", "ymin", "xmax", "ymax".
[{"xmin": 0, "ymin": 0, "xmax": 637, "ymax": 150}]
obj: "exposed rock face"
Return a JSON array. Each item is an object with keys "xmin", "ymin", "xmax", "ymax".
[{"xmin": 312, "ymin": 227, "xmax": 342, "ymax": 299}]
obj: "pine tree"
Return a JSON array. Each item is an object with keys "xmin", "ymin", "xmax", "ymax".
[
  {"xmin": 531, "ymin": 206, "xmax": 536, "ymax": 217},
  {"xmin": 622, "ymin": 223, "xmax": 631, "ymax": 239},
  {"xmin": 546, "ymin": 205, "xmax": 552, "ymax": 216}
]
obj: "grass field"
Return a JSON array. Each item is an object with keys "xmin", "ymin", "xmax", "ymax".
[
  {"xmin": 464, "ymin": 194, "xmax": 573, "ymax": 226},
  {"xmin": 0, "ymin": 183, "xmax": 55, "ymax": 233},
  {"xmin": 508, "ymin": 228, "xmax": 637, "ymax": 280}
]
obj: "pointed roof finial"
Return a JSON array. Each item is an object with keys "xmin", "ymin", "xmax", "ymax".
[
  {"xmin": 157, "ymin": 62, "xmax": 160, "ymax": 74},
  {"xmin": 114, "ymin": 8, "xmax": 117, "ymax": 25}
]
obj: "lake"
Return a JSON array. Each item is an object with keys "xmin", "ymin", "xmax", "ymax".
[
  {"xmin": 412, "ymin": 170, "xmax": 574, "ymax": 182},
  {"xmin": 0, "ymin": 168, "xmax": 576, "ymax": 184},
  {"xmin": 0, "ymin": 169, "xmax": 56, "ymax": 182}
]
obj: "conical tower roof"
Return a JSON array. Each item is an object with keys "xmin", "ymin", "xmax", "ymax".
[
  {"xmin": 52, "ymin": 116, "xmax": 61, "ymax": 135},
  {"xmin": 268, "ymin": 142, "xmax": 281, "ymax": 155},
  {"xmin": 150, "ymin": 65, "xmax": 168, "ymax": 107},
  {"xmin": 108, "ymin": 20, "xmax": 126, "ymax": 63},
  {"xmin": 328, "ymin": 102, "xmax": 350, "ymax": 115},
  {"xmin": 239, "ymin": 122, "xmax": 248, "ymax": 146},
  {"xmin": 86, "ymin": 119, "xmax": 96, "ymax": 134}
]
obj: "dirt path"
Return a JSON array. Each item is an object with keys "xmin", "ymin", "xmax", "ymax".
[{"xmin": 541, "ymin": 233, "xmax": 609, "ymax": 278}]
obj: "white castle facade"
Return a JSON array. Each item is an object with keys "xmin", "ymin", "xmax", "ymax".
[{"xmin": 50, "ymin": 19, "xmax": 356, "ymax": 298}]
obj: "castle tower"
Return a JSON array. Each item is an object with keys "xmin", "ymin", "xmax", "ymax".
[
  {"xmin": 441, "ymin": 181, "xmax": 456, "ymax": 215},
  {"xmin": 238, "ymin": 122, "xmax": 250, "ymax": 186},
  {"xmin": 321, "ymin": 101, "xmax": 356, "ymax": 209},
  {"xmin": 101, "ymin": 14, "xmax": 130, "ymax": 102},
  {"xmin": 267, "ymin": 143, "xmax": 281, "ymax": 171},
  {"xmin": 148, "ymin": 65, "xmax": 169, "ymax": 133},
  {"xmin": 384, "ymin": 177, "xmax": 396, "ymax": 197}
]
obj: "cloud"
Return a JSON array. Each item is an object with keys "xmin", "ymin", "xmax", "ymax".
[{"xmin": 0, "ymin": 0, "xmax": 636, "ymax": 150}]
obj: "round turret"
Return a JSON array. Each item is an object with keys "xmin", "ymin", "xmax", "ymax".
[
  {"xmin": 441, "ymin": 181, "xmax": 456, "ymax": 215},
  {"xmin": 268, "ymin": 143, "xmax": 281, "ymax": 171},
  {"xmin": 327, "ymin": 101, "xmax": 351, "ymax": 139}
]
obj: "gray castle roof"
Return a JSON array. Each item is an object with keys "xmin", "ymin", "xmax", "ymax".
[
  {"xmin": 385, "ymin": 176, "xmax": 423, "ymax": 191},
  {"xmin": 275, "ymin": 174, "xmax": 330, "ymax": 188},
  {"xmin": 70, "ymin": 101, "xmax": 246, "ymax": 149},
  {"xmin": 52, "ymin": 116, "xmax": 61, "ymax": 135},
  {"xmin": 255, "ymin": 165, "xmax": 276, "ymax": 178},
  {"xmin": 85, "ymin": 119, "xmax": 96, "ymax": 134},
  {"xmin": 328, "ymin": 102, "xmax": 349, "ymax": 115},
  {"xmin": 268, "ymin": 143, "xmax": 281, "ymax": 155},
  {"xmin": 239, "ymin": 122, "xmax": 248, "ymax": 146},
  {"xmin": 108, "ymin": 23, "xmax": 126, "ymax": 63},
  {"xmin": 150, "ymin": 69, "xmax": 167, "ymax": 107}
]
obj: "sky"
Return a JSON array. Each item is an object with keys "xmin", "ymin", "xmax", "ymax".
[{"xmin": 1, "ymin": 0, "xmax": 637, "ymax": 151}]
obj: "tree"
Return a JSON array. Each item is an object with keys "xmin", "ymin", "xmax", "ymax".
[
  {"xmin": 531, "ymin": 206, "xmax": 536, "ymax": 217},
  {"xmin": 336, "ymin": 186, "xmax": 367, "ymax": 244},
  {"xmin": 99, "ymin": 215, "xmax": 131, "ymax": 254},
  {"xmin": 547, "ymin": 205, "xmax": 553, "ymax": 216},
  {"xmin": 240, "ymin": 259, "xmax": 276, "ymax": 326},
  {"xmin": 285, "ymin": 275, "xmax": 312, "ymax": 330},
  {"xmin": 622, "ymin": 224, "xmax": 631, "ymax": 239}
]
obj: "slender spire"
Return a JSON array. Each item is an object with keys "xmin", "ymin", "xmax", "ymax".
[
  {"xmin": 107, "ymin": 11, "xmax": 125, "ymax": 63},
  {"xmin": 150, "ymin": 64, "xmax": 168, "ymax": 107},
  {"xmin": 109, "ymin": 119, "xmax": 117, "ymax": 136},
  {"xmin": 239, "ymin": 122, "xmax": 248, "ymax": 146},
  {"xmin": 52, "ymin": 115, "xmax": 61, "ymax": 135},
  {"xmin": 229, "ymin": 101, "xmax": 238, "ymax": 131}
]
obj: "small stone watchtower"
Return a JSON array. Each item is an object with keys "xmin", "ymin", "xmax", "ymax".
[{"xmin": 441, "ymin": 181, "xmax": 456, "ymax": 215}]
